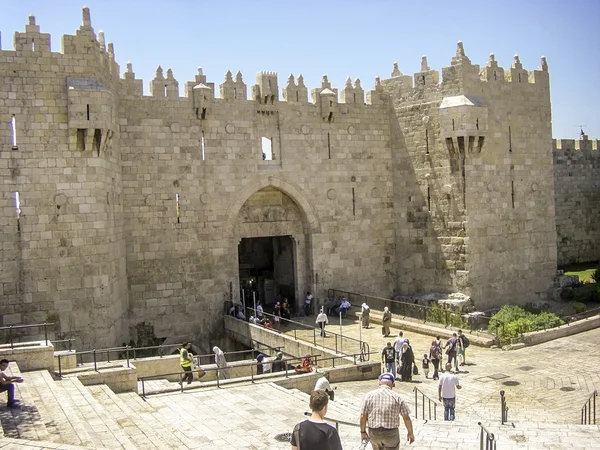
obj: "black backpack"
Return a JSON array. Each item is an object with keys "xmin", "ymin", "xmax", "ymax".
[{"xmin": 461, "ymin": 335, "xmax": 470, "ymax": 349}]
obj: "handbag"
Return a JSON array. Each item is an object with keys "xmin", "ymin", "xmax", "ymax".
[{"xmin": 412, "ymin": 364, "xmax": 418, "ymax": 376}]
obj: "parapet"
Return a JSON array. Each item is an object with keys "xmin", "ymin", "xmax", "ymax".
[{"xmin": 553, "ymin": 138, "xmax": 599, "ymax": 152}]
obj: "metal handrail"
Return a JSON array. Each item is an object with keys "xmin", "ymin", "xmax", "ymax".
[
  {"xmin": 581, "ymin": 390, "xmax": 597, "ymax": 425},
  {"xmin": 412, "ymin": 386, "xmax": 438, "ymax": 420},
  {"xmin": 303, "ymin": 411, "xmax": 360, "ymax": 431},
  {"xmin": 240, "ymin": 305, "xmax": 366, "ymax": 357},
  {"xmin": 478, "ymin": 422, "xmax": 496, "ymax": 450},
  {"xmin": 0, "ymin": 322, "xmax": 54, "ymax": 348},
  {"xmin": 328, "ymin": 288, "xmax": 497, "ymax": 339},
  {"xmin": 500, "ymin": 390, "xmax": 508, "ymax": 425},
  {"xmin": 51, "ymin": 338, "xmax": 76, "ymax": 352}
]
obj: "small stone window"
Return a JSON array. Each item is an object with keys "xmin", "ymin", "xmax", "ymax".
[
  {"xmin": 262, "ymin": 137, "xmax": 273, "ymax": 160},
  {"xmin": 11, "ymin": 115, "xmax": 18, "ymax": 150}
]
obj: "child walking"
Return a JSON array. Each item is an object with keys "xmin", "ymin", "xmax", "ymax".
[{"xmin": 422, "ymin": 354, "xmax": 430, "ymax": 379}]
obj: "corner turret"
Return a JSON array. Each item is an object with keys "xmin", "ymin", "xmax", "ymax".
[{"xmin": 252, "ymin": 72, "xmax": 278, "ymax": 104}]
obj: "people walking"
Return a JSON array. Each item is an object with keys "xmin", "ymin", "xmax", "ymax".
[
  {"xmin": 429, "ymin": 336, "xmax": 443, "ymax": 380},
  {"xmin": 316, "ymin": 307, "xmax": 329, "ymax": 337},
  {"xmin": 304, "ymin": 291, "xmax": 313, "ymax": 316},
  {"xmin": 291, "ymin": 390, "xmax": 342, "ymax": 450},
  {"xmin": 179, "ymin": 343, "xmax": 194, "ymax": 385},
  {"xmin": 359, "ymin": 373, "xmax": 415, "ymax": 449},
  {"xmin": 382, "ymin": 342, "xmax": 396, "ymax": 375},
  {"xmin": 444, "ymin": 333, "xmax": 459, "ymax": 373},
  {"xmin": 393, "ymin": 332, "xmax": 406, "ymax": 370},
  {"xmin": 361, "ymin": 302, "xmax": 371, "ymax": 328},
  {"xmin": 314, "ymin": 371, "xmax": 335, "ymax": 401},
  {"xmin": 213, "ymin": 346, "xmax": 230, "ymax": 379},
  {"xmin": 399, "ymin": 342, "xmax": 415, "ymax": 382},
  {"xmin": 457, "ymin": 329, "xmax": 469, "ymax": 366},
  {"xmin": 438, "ymin": 363, "xmax": 462, "ymax": 421},
  {"xmin": 422, "ymin": 354, "xmax": 430, "ymax": 379},
  {"xmin": 0, "ymin": 359, "xmax": 23, "ymax": 408},
  {"xmin": 382, "ymin": 307, "xmax": 392, "ymax": 337}
]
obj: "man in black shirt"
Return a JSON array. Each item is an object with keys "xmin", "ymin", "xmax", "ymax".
[{"xmin": 291, "ymin": 390, "xmax": 342, "ymax": 450}]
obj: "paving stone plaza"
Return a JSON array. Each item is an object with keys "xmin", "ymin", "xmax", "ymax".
[{"xmin": 1, "ymin": 315, "xmax": 599, "ymax": 449}]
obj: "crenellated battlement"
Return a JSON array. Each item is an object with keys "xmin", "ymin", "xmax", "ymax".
[{"xmin": 553, "ymin": 137, "xmax": 600, "ymax": 152}]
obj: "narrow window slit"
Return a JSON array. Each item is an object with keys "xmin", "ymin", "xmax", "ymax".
[
  {"xmin": 31, "ymin": 39, "xmax": 35, "ymax": 52},
  {"xmin": 427, "ymin": 186, "xmax": 431, "ymax": 211},
  {"xmin": 296, "ymin": 92, "xmax": 299, "ymax": 102},
  {"xmin": 234, "ymin": 87, "xmax": 237, "ymax": 99},
  {"xmin": 201, "ymin": 107, "xmax": 206, "ymax": 120},
  {"xmin": 327, "ymin": 132, "xmax": 331, "ymax": 159},
  {"xmin": 352, "ymin": 188, "xmax": 356, "ymax": 217},
  {"xmin": 511, "ymin": 181, "xmax": 515, "ymax": 208},
  {"xmin": 452, "ymin": 119, "xmax": 455, "ymax": 131},
  {"xmin": 508, "ymin": 126, "xmax": 512, "ymax": 153},
  {"xmin": 94, "ymin": 129, "xmax": 102, "ymax": 156},
  {"xmin": 14, "ymin": 192, "xmax": 21, "ymax": 232},
  {"xmin": 494, "ymin": 71, "xmax": 497, "ymax": 81},
  {"xmin": 164, "ymin": 85, "xmax": 168, "ymax": 96},
  {"xmin": 175, "ymin": 193, "xmax": 180, "ymax": 223},
  {"xmin": 425, "ymin": 128, "xmax": 429, "ymax": 154},
  {"xmin": 11, "ymin": 115, "xmax": 18, "ymax": 150},
  {"xmin": 87, "ymin": 104, "xmax": 90, "ymax": 120},
  {"xmin": 201, "ymin": 132, "xmax": 205, "ymax": 161}
]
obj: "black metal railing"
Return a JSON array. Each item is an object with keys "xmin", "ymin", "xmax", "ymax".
[
  {"xmin": 413, "ymin": 387, "xmax": 438, "ymax": 420},
  {"xmin": 327, "ymin": 289, "xmax": 498, "ymax": 339},
  {"xmin": 581, "ymin": 390, "xmax": 597, "ymax": 425},
  {"xmin": 230, "ymin": 302, "xmax": 368, "ymax": 359},
  {"xmin": 478, "ymin": 422, "xmax": 496, "ymax": 450},
  {"xmin": 500, "ymin": 390, "xmax": 509, "ymax": 425},
  {"xmin": 56, "ymin": 343, "xmax": 279, "ymax": 378},
  {"xmin": 304, "ymin": 411, "xmax": 359, "ymax": 432},
  {"xmin": 51, "ymin": 338, "xmax": 76, "ymax": 352},
  {"xmin": 0, "ymin": 323, "xmax": 54, "ymax": 348}
]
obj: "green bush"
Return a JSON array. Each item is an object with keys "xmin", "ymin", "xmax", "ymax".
[
  {"xmin": 572, "ymin": 284, "xmax": 600, "ymax": 303},
  {"xmin": 560, "ymin": 287, "xmax": 574, "ymax": 301},
  {"xmin": 573, "ymin": 302, "xmax": 587, "ymax": 314},
  {"xmin": 488, "ymin": 305, "xmax": 564, "ymax": 341},
  {"xmin": 591, "ymin": 265, "xmax": 600, "ymax": 284},
  {"xmin": 425, "ymin": 303, "xmax": 467, "ymax": 328}
]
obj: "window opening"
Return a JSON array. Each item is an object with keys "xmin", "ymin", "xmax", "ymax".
[
  {"xmin": 427, "ymin": 186, "xmax": 431, "ymax": 211},
  {"xmin": 11, "ymin": 115, "xmax": 18, "ymax": 150},
  {"xmin": 327, "ymin": 112, "xmax": 333, "ymax": 123},
  {"xmin": 164, "ymin": 85, "xmax": 168, "ymax": 96},
  {"xmin": 352, "ymin": 188, "xmax": 356, "ymax": 216},
  {"xmin": 94, "ymin": 129, "xmax": 102, "ymax": 156},
  {"xmin": 14, "ymin": 192, "xmax": 21, "ymax": 232},
  {"xmin": 87, "ymin": 104, "xmax": 90, "ymax": 120},
  {"xmin": 327, "ymin": 132, "xmax": 331, "ymax": 159},
  {"xmin": 353, "ymin": 93, "xmax": 356, "ymax": 104},
  {"xmin": 425, "ymin": 128, "xmax": 429, "ymax": 154},
  {"xmin": 518, "ymin": 73, "xmax": 521, "ymax": 83},
  {"xmin": 296, "ymin": 92, "xmax": 299, "ymax": 102},
  {"xmin": 494, "ymin": 71, "xmax": 497, "ymax": 81},
  {"xmin": 201, "ymin": 107, "xmax": 206, "ymax": 120},
  {"xmin": 476, "ymin": 118, "xmax": 479, "ymax": 131},
  {"xmin": 31, "ymin": 39, "xmax": 35, "ymax": 52},
  {"xmin": 511, "ymin": 181, "xmax": 515, "ymax": 208},
  {"xmin": 175, "ymin": 193, "xmax": 180, "ymax": 223},
  {"xmin": 234, "ymin": 87, "xmax": 237, "ymax": 99},
  {"xmin": 452, "ymin": 119, "xmax": 455, "ymax": 131},
  {"xmin": 330, "ymin": 100, "xmax": 333, "ymax": 107},
  {"xmin": 508, "ymin": 126, "xmax": 512, "ymax": 152},
  {"xmin": 77, "ymin": 129, "xmax": 87, "ymax": 151},
  {"xmin": 261, "ymin": 137, "xmax": 272, "ymax": 160},
  {"xmin": 421, "ymin": 76, "xmax": 425, "ymax": 85},
  {"xmin": 201, "ymin": 132, "xmax": 205, "ymax": 161}
]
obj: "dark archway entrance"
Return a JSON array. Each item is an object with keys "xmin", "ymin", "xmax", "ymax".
[{"xmin": 238, "ymin": 236, "xmax": 296, "ymax": 308}]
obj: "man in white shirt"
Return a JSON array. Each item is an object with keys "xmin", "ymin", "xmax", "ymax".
[
  {"xmin": 304, "ymin": 291, "xmax": 314, "ymax": 316},
  {"xmin": 314, "ymin": 371, "xmax": 334, "ymax": 401},
  {"xmin": 316, "ymin": 307, "xmax": 329, "ymax": 337},
  {"xmin": 393, "ymin": 331, "xmax": 406, "ymax": 370},
  {"xmin": 438, "ymin": 363, "xmax": 462, "ymax": 421},
  {"xmin": 256, "ymin": 302, "xmax": 264, "ymax": 319}
]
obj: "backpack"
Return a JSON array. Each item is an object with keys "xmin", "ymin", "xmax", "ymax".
[
  {"xmin": 430, "ymin": 342, "xmax": 442, "ymax": 359},
  {"xmin": 461, "ymin": 335, "xmax": 470, "ymax": 349}
]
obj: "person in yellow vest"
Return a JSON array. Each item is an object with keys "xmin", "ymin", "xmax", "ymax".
[{"xmin": 179, "ymin": 342, "xmax": 194, "ymax": 385}]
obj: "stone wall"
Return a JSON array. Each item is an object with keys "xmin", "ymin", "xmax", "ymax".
[{"xmin": 553, "ymin": 139, "xmax": 600, "ymax": 265}]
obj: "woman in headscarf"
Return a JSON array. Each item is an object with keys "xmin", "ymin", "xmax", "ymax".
[
  {"xmin": 400, "ymin": 341, "xmax": 415, "ymax": 382},
  {"xmin": 213, "ymin": 346, "xmax": 230, "ymax": 379},
  {"xmin": 361, "ymin": 303, "xmax": 370, "ymax": 328},
  {"xmin": 382, "ymin": 306, "xmax": 392, "ymax": 337},
  {"xmin": 429, "ymin": 336, "xmax": 443, "ymax": 380},
  {"xmin": 272, "ymin": 351, "xmax": 285, "ymax": 373}
]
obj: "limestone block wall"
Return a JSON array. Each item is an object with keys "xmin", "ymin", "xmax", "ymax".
[
  {"xmin": 553, "ymin": 139, "xmax": 600, "ymax": 265},
  {"xmin": 384, "ymin": 48, "xmax": 557, "ymax": 309},
  {"xmin": 119, "ymin": 71, "xmax": 395, "ymax": 343},
  {"xmin": 0, "ymin": 12, "xmax": 129, "ymax": 348}
]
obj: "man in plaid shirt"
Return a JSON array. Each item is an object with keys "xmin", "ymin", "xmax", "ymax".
[{"xmin": 359, "ymin": 373, "xmax": 415, "ymax": 448}]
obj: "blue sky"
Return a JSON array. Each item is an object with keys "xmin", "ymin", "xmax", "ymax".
[{"xmin": 1, "ymin": 0, "xmax": 598, "ymax": 138}]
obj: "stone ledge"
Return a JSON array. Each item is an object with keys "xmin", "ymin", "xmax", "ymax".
[{"xmin": 520, "ymin": 314, "xmax": 600, "ymax": 346}]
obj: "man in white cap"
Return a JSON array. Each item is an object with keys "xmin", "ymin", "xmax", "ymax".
[
  {"xmin": 359, "ymin": 373, "xmax": 415, "ymax": 449},
  {"xmin": 316, "ymin": 307, "xmax": 329, "ymax": 337}
]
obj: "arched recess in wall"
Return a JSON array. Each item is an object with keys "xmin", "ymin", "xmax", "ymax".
[{"xmin": 224, "ymin": 175, "xmax": 321, "ymax": 236}]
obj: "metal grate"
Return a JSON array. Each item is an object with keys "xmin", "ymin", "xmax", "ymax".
[
  {"xmin": 475, "ymin": 373, "xmax": 510, "ymax": 383},
  {"xmin": 502, "ymin": 380, "xmax": 520, "ymax": 386}
]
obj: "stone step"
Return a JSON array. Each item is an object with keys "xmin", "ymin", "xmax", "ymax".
[
  {"xmin": 26, "ymin": 370, "xmax": 135, "ymax": 448},
  {"xmin": 86, "ymin": 384, "xmax": 180, "ymax": 449}
]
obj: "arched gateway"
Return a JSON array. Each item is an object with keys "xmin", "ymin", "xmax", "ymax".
[{"xmin": 227, "ymin": 177, "xmax": 320, "ymax": 313}]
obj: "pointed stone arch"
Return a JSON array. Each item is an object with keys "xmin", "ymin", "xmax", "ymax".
[{"xmin": 225, "ymin": 175, "xmax": 320, "ymax": 236}]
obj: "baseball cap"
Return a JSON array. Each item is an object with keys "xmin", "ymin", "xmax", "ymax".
[{"xmin": 379, "ymin": 373, "xmax": 395, "ymax": 383}]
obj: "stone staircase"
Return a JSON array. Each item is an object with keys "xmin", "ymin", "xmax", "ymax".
[{"xmin": 2, "ymin": 362, "xmax": 599, "ymax": 449}]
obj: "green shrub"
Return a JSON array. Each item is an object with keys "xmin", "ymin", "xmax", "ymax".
[
  {"xmin": 425, "ymin": 303, "xmax": 467, "ymax": 328},
  {"xmin": 573, "ymin": 302, "xmax": 587, "ymax": 314},
  {"xmin": 572, "ymin": 284, "xmax": 600, "ymax": 303},
  {"xmin": 488, "ymin": 305, "xmax": 564, "ymax": 341},
  {"xmin": 560, "ymin": 287, "xmax": 574, "ymax": 301},
  {"xmin": 592, "ymin": 265, "xmax": 600, "ymax": 284}
]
